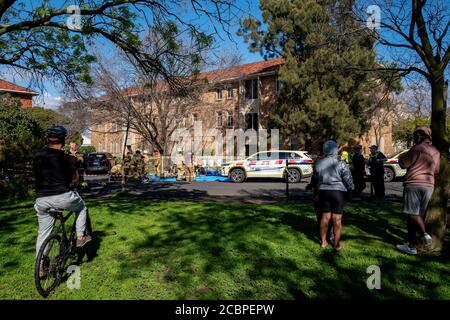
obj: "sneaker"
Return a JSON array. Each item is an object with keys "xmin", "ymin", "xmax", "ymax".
[
  {"xmin": 76, "ymin": 235, "xmax": 92, "ymax": 248},
  {"xmin": 396, "ymin": 243, "xmax": 417, "ymax": 255},
  {"xmin": 422, "ymin": 233, "xmax": 432, "ymax": 246}
]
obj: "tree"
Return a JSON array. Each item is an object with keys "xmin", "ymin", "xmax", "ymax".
[
  {"xmin": 238, "ymin": 0, "xmax": 400, "ymax": 152},
  {"xmin": 0, "ymin": 0, "xmax": 244, "ymax": 86},
  {"xmin": 0, "ymin": 94, "xmax": 45, "ymax": 172},
  {"xmin": 26, "ymin": 106, "xmax": 61, "ymax": 130},
  {"xmin": 57, "ymin": 101, "xmax": 92, "ymax": 144},
  {"xmin": 25, "ymin": 106, "xmax": 84, "ymax": 145},
  {"xmin": 393, "ymin": 116, "xmax": 450, "ymax": 149},
  {"xmin": 75, "ymin": 24, "xmax": 211, "ymax": 162},
  {"xmin": 355, "ymin": 0, "xmax": 450, "ymax": 253}
]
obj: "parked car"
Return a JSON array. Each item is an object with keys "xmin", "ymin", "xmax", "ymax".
[
  {"xmin": 365, "ymin": 149, "xmax": 408, "ymax": 182},
  {"xmin": 84, "ymin": 152, "xmax": 112, "ymax": 175},
  {"xmin": 221, "ymin": 150, "xmax": 314, "ymax": 183}
]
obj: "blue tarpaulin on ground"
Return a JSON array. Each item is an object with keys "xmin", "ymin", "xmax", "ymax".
[{"xmin": 145, "ymin": 175, "xmax": 231, "ymax": 182}]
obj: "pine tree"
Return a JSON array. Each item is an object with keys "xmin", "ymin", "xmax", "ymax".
[{"xmin": 238, "ymin": 0, "xmax": 400, "ymax": 150}]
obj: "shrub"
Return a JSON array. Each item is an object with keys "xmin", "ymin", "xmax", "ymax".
[{"xmin": 78, "ymin": 145, "xmax": 96, "ymax": 154}]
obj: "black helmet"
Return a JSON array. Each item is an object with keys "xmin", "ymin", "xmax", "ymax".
[{"xmin": 46, "ymin": 125, "xmax": 67, "ymax": 144}]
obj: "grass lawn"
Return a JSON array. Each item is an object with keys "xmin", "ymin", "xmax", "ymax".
[{"xmin": 1, "ymin": 195, "xmax": 449, "ymax": 299}]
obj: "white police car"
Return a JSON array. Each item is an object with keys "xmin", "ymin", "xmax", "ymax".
[{"xmin": 221, "ymin": 150, "xmax": 313, "ymax": 183}]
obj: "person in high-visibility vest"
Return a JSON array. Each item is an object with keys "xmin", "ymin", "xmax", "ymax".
[
  {"xmin": 350, "ymin": 145, "xmax": 366, "ymax": 198},
  {"xmin": 340, "ymin": 150, "xmax": 350, "ymax": 164},
  {"xmin": 368, "ymin": 145, "xmax": 387, "ymax": 200}
]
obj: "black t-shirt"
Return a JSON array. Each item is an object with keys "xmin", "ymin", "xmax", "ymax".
[{"xmin": 33, "ymin": 147, "xmax": 77, "ymax": 198}]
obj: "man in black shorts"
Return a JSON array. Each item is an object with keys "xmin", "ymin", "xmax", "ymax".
[{"xmin": 314, "ymin": 140, "xmax": 354, "ymax": 251}]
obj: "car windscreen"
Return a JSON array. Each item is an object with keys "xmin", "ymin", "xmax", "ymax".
[{"xmin": 87, "ymin": 154, "xmax": 108, "ymax": 164}]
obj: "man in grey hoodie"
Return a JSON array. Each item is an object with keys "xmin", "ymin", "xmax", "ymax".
[{"xmin": 314, "ymin": 140, "xmax": 354, "ymax": 250}]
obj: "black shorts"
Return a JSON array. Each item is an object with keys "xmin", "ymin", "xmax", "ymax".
[{"xmin": 319, "ymin": 190, "xmax": 346, "ymax": 214}]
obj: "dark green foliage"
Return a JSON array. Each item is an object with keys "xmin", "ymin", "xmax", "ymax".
[
  {"xmin": 238, "ymin": 0, "xmax": 401, "ymax": 149},
  {"xmin": 393, "ymin": 116, "xmax": 450, "ymax": 149},
  {"xmin": 0, "ymin": 95, "xmax": 45, "ymax": 171},
  {"xmin": 78, "ymin": 145, "xmax": 96, "ymax": 154},
  {"xmin": 25, "ymin": 106, "xmax": 63, "ymax": 131}
]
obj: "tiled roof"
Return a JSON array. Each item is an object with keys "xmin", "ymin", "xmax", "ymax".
[
  {"xmin": 198, "ymin": 57, "xmax": 285, "ymax": 83},
  {"xmin": 99, "ymin": 58, "xmax": 285, "ymax": 99},
  {"xmin": 0, "ymin": 79, "xmax": 38, "ymax": 95}
]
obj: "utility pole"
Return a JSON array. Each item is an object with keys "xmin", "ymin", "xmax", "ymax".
[{"xmin": 286, "ymin": 158, "xmax": 289, "ymax": 202}]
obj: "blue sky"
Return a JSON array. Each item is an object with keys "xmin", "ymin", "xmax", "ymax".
[{"xmin": 0, "ymin": 1, "xmax": 440, "ymax": 109}]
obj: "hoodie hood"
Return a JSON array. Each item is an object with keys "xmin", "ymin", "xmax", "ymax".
[
  {"xmin": 323, "ymin": 140, "xmax": 338, "ymax": 156},
  {"xmin": 414, "ymin": 126, "xmax": 432, "ymax": 139}
]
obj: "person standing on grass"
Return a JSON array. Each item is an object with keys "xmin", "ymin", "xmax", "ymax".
[
  {"xmin": 395, "ymin": 127, "xmax": 440, "ymax": 255},
  {"xmin": 350, "ymin": 145, "xmax": 367, "ymax": 199},
  {"xmin": 307, "ymin": 151, "xmax": 334, "ymax": 244},
  {"xmin": 315, "ymin": 140, "xmax": 354, "ymax": 251},
  {"xmin": 368, "ymin": 145, "xmax": 387, "ymax": 200}
]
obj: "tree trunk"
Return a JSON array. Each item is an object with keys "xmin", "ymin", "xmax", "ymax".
[
  {"xmin": 121, "ymin": 114, "xmax": 131, "ymax": 190},
  {"xmin": 424, "ymin": 73, "xmax": 449, "ymax": 253}
]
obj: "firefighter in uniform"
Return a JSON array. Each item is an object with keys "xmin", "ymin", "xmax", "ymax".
[
  {"xmin": 132, "ymin": 150, "xmax": 145, "ymax": 180},
  {"xmin": 176, "ymin": 149, "xmax": 185, "ymax": 181},
  {"xmin": 153, "ymin": 149, "xmax": 161, "ymax": 177},
  {"xmin": 122, "ymin": 151, "xmax": 133, "ymax": 178},
  {"xmin": 184, "ymin": 150, "xmax": 194, "ymax": 182}
]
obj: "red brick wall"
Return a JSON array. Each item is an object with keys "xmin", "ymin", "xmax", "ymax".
[
  {"xmin": 1, "ymin": 92, "xmax": 33, "ymax": 108},
  {"xmin": 19, "ymin": 96, "xmax": 33, "ymax": 108}
]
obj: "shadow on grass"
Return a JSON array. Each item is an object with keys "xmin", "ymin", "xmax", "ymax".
[
  {"xmin": 100, "ymin": 200, "xmax": 448, "ymax": 299},
  {"xmin": 1, "ymin": 196, "xmax": 449, "ymax": 299}
]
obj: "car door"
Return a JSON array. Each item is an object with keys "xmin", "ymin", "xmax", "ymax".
[
  {"xmin": 244, "ymin": 153, "xmax": 259, "ymax": 177},
  {"xmin": 250, "ymin": 152, "xmax": 280, "ymax": 177}
]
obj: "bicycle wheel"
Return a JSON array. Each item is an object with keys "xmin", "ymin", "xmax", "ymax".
[{"xmin": 34, "ymin": 234, "xmax": 65, "ymax": 298}]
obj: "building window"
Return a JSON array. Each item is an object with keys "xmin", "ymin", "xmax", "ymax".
[
  {"xmin": 276, "ymin": 78, "xmax": 282, "ymax": 94},
  {"xmin": 245, "ymin": 79, "xmax": 258, "ymax": 99},
  {"xmin": 227, "ymin": 87, "xmax": 233, "ymax": 99},
  {"xmin": 98, "ymin": 142, "xmax": 103, "ymax": 152},
  {"xmin": 226, "ymin": 111, "xmax": 233, "ymax": 128},
  {"xmin": 245, "ymin": 113, "xmax": 259, "ymax": 130},
  {"xmin": 110, "ymin": 142, "xmax": 113, "ymax": 153},
  {"xmin": 192, "ymin": 113, "xmax": 198, "ymax": 124},
  {"xmin": 216, "ymin": 88, "xmax": 222, "ymax": 101},
  {"xmin": 216, "ymin": 111, "xmax": 222, "ymax": 127}
]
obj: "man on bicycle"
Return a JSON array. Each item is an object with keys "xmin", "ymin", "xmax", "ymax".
[{"xmin": 33, "ymin": 125, "xmax": 91, "ymax": 259}]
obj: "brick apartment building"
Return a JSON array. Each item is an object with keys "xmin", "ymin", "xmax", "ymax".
[
  {"xmin": 91, "ymin": 58, "xmax": 394, "ymax": 158},
  {"xmin": 0, "ymin": 79, "xmax": 38, "ymax": 108}
]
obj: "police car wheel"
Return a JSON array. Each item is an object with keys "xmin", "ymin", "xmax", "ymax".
[
  {"xmin": 285, "ymin": 168, "xmax": 301, "ymax": 183},
  {"xmin": 384, "ymin": 167, "xmax": 395, "ymax": 182},
  {"xmin": 230, "ymin": 168, "xmax": 245, "ymax": 183}
]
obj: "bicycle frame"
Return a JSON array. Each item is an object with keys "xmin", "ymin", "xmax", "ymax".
[{"xmin": 51, "ymin": 211, "xmax": 79, "ymax": 258}]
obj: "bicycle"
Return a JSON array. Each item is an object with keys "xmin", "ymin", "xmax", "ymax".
[{"xmin": 34, "ymin": 208, "xmax": 93, "ymax": 298}]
